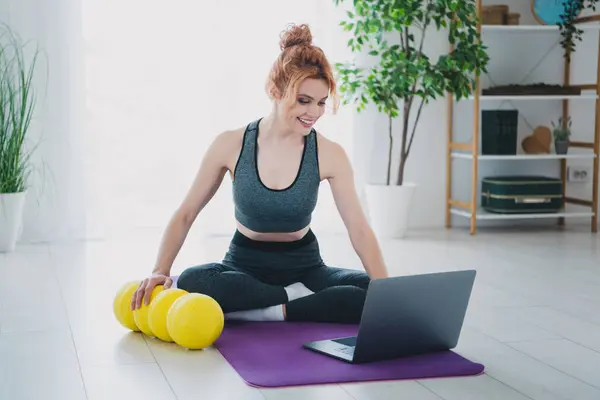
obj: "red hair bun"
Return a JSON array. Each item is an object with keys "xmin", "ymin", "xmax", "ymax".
[
  {"xmin": 266, "ymin": 24, "xmax": 339, "ymax": 113},
  {"xmin": 279, "ymin": 24, "xmax": 313, "ymax": 50}
]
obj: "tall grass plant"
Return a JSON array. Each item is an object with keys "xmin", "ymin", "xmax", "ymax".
[{"xmin": 0, "ymin": 23, "xmax": 41, "ymax": 195}]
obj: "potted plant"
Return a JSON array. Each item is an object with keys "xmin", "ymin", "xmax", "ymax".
[
  {"xmin": 333, "ymin": 0, "xmax": 490, "ymax": 238},
  {"xmin": 551, "ymin": 116, "xmax": 572, "ymax": 154},
  {"xmin": 0, "ymin": 24, "xmax": 41, "ymax": 252}
]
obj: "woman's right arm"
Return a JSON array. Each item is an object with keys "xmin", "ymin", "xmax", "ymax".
[{"xmin": 131, "ymin": 130, "xmax": 237, "ymax": 309}]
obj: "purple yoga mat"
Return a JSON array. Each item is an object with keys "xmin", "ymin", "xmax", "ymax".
[{"xmin": 213, "ymin": 321, "xmax": 484, "ymax": 388}]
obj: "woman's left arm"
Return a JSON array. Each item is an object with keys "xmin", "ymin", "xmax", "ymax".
[{"xmin": 322, "ymin": 138, "xmax": 389, "ymax": 280}]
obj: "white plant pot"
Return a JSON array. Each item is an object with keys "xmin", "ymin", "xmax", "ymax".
[
  {"xmin": 0, "ymin": 191, "xmax": 27, "ymax": 252},
  {"xmin": 365, "ymin": 183, "xmax": 416, "ymax": 239}
]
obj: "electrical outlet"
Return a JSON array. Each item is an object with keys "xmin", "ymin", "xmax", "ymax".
[{"xmin": 568, "ymin": 166, "xmax": 592, "ymax": 183}]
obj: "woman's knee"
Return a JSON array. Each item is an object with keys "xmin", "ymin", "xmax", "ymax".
[
  {"xmin": 286, "ymin": 285, "xmax": 367, "ymax": 324},
  {"xmin": 348, "ymin": 271, "xmax": 371, "ymax": 290},
  {"xmin": 303, "ymin": 266, "xmax": 371, "ymax": 292},
  {"xmin": 335, "ymin": 268, "xmax": 371, "ymax": 290},
  {"xmin": 176, "ymin": 263, "xmax": 225, "ymax": 294}
]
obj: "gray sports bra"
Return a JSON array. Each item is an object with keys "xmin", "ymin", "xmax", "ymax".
[{"xmin": 232, "ymin": 119, "xmax": 320, "ymax": 233}]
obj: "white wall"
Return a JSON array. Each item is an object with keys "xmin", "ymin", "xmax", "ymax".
[
  {"xmin": 351, "ymin": 0, "xmax": 600, "ymax": 231},
  {"xmin": 6, "ymin": 0, "xmax": 599, "ymax": 244},
  {"xmin": 0, "ymin": 0, "xmax": 87, "ymax": 243},
  {"xmin": 81, "ymin": 0, "xmax": 355, "ymax": 239}
]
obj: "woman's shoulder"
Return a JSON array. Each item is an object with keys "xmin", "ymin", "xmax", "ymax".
[
  {"xmin": 210, "ymin": 125, "xmax": 247, "ymax": 153},
  {"xmin": 315, "ymin": 131, "xmax": 346, "ymax": 159},
  {"xmin": 314, "ymin": 131, "xmax": 351, "ymax": 179},
  {"xmin": 201, "ymin": 125, "xmax": 249, "ymax": 173}
]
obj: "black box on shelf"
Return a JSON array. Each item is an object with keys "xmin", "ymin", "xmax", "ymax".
[
  {"xmin": 482, "ymin": 110, "xmax": 518, "ymax": 155},
  {"xmin": 481, "ymin": 176, "xmax": 563, "ymax": 214}
]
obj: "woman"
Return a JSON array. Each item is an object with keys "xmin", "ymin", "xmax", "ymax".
[{"xmin": 131, "ymin": 24, "xmax": 389, "ymax": 324}]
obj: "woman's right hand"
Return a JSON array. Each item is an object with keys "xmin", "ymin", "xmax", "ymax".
[{"xmin": 131, "ymin": 273, "xmax": 173, "ymax": 310}]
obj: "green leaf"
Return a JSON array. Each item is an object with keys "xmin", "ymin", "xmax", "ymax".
[
  {"xmin": 332, "ymin": 0, "xmax": 490, "ymax": 185},
  {"xmin": 0, "ymin": 22, "xmax": 42, "ymax": 194}
]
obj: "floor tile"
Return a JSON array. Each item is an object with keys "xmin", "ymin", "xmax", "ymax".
[
  {"xmin": 261, "ymin": 385, "xmax": 353, "ymax": 400},
  {"xmin": 509, "ymin": 339, "xmax": 600, "ymax": 389},
  {"xmin": 0, "ymin": 329, "xmax": 87, "ymax": 400},
  {"xmin": 82, "ymin": 363, "xmax": 176, "ymax": 400},
  {"xmin": 145, "ymin": 338, "xmax": 266, "ymax": 400},
  {"xmin": 464, "ymin": 304, "xmax": 560, "ymax": 343},
  {"xmin": 420, "ymin": 374, "xmax": 531, "ymax": 400},
  {"xmin": 502, "ymin": 307, "xmax": 600, "ymax": 353},
  {"xmin": 341, "ymin": 380, "xmax": 443, "ymax": 399},
  {"xmin": 455, "ymin": 327, "xmax": 600, "ymax": 400}
]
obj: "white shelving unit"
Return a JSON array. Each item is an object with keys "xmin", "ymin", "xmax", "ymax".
[
  {"xmin": 469, "ymin": 94, "xmax": 598, "ymax": 101},
  {"xmin": 450, "ymin": 205, "xmax": 594, "ymax": 220},
  {"xmin": 445, "ymin": 1, "xmax": 600, "ymax": 235},
  {"xmin": 481, "ymin": 24, "xmax": 600, "ymax": 32},
  {"xmin": 451, "ymin": 153, "xmax": 597, "ymax": 161}
]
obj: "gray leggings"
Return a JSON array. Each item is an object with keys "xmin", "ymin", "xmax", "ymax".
[{"xmin": 176, "ymin": 229, "xmax": 370, "ymax": 323}]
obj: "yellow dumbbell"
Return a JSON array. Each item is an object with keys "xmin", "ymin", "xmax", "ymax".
[
  {"xmin": 113, "ymin": 280, "xmax": 142, "ymax": 332},
  {"xmin": 148, "ymin": 288, "xmax": 188, "ymax": 342},
  {"xmin": 167, "ymin": 293, "xmax": 224, "ymax": 350},
  {"xmin": 133, "ymin": 285, "xmax": 165, "ymax": 336}
]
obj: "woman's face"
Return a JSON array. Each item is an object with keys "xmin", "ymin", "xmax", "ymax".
[{"xmin": 278, "ymin": 78, "xmax": 329, "ymax": 135}]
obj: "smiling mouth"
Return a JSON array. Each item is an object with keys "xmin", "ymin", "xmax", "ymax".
[{"xmin": 297, "ymin": 117, "xmax": 315, "ymax": 126}]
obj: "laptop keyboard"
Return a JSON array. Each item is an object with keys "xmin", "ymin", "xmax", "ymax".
[
  {"xmin": 333, "ymin": 337, "xmax": 357, "ymax": 346},
  {"xmin": 332, "ymin": 337, "xmax": 357, "ymax": 354},
  {"xmin": 335, "ymin": 346, "xmax": 355, "ymax": 355}
]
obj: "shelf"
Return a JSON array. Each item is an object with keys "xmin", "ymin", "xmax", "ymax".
[
  {"xmin": 467, "ymin": 94, "xmax": 598, "ymax": 101},
  {"xmin": 451, "ymin": 153, "xmax": 597, "ymax": 161},
  {"xmin": 450, "ymin": 206, "xmax": 594, "ymax": 221},
  {"xmin": 482, "ymin": 24, "xmax": 600, "ymax": 33},
  {"xmin": 445, "ymin": 4, "xmax": 600, "ymax": 235}
]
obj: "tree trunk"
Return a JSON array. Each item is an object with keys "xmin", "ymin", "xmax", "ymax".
[
  {"xmin": 397, "ymin": 100, "xmax": 410, "ymax": 186},
  {"xmin": 397, "ymin": 152, "xmax": 406, "ymax": 186},
  {"xmin": 386, "ymin": 115, "xmax": 393, "ymax": 186}
]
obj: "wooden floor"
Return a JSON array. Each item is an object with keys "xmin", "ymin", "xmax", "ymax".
[{"xmin": 1, "ymin": 226, "xmax": 599, "ymax": 400}]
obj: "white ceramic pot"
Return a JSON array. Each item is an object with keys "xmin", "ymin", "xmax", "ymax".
[
  {"xmin": 0, "ymin": 191, "xmax": 27, "ymax": 252},
  {"xmin": 365, "ymin": 183, "xmax": 416, "ymax": 239}
]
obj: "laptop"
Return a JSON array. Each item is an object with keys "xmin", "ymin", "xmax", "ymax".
[{"xmin": 302, "ymin": 269, "xmax": 476, "ymax": 364}]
